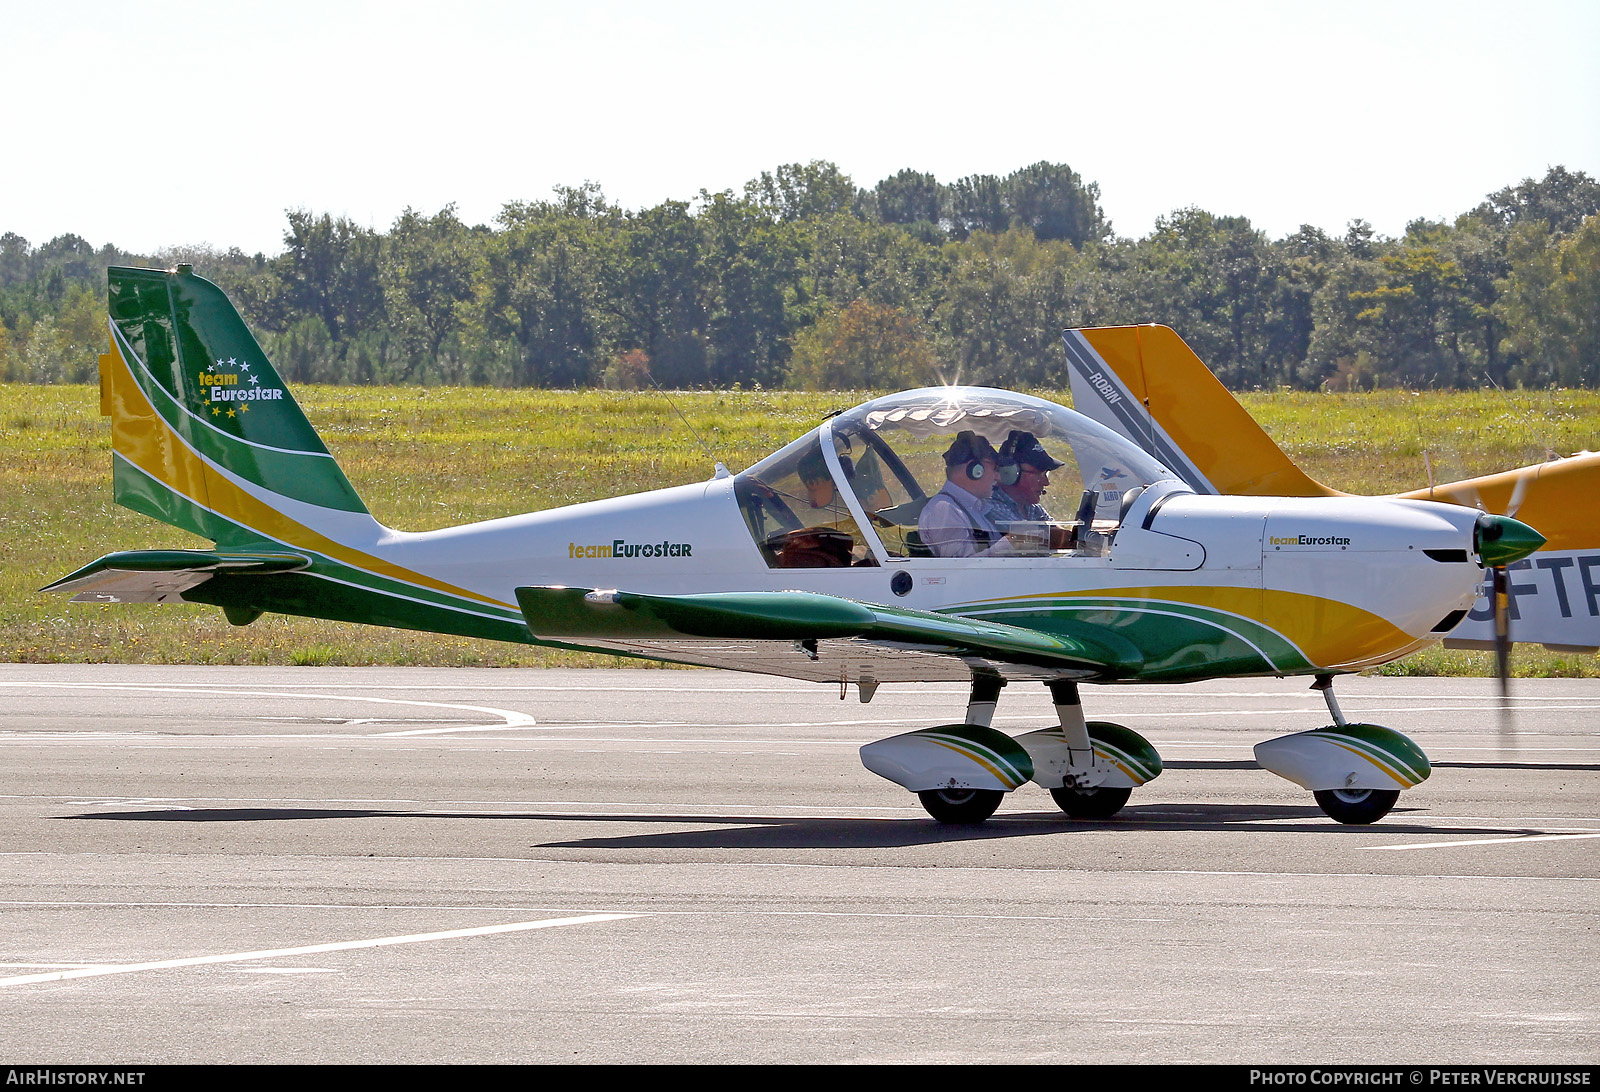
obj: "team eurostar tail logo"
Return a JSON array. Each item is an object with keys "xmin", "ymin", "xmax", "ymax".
[{"xmin": 197, "ymin": 357, "xmax": 285, "ymax": 418}]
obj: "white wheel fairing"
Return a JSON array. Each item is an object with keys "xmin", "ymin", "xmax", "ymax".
[
  {"xmin": 1254, "ymin": 724, "xmax": 1431, "ymax": 792},
  {"xmin": 860, "ymin": 724, "xmax": 1034, "ymax": 793}
]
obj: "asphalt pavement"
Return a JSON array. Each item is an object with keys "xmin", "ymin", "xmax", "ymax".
[{"xmin": 0, "ymin": 665, "xmax": 1594, "ymax": 1063}]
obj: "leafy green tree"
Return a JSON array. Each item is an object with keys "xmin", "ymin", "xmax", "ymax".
[
  {"xmin": 1498, "ymin": 215, "xmax": 1600, "ymax": 387},
  {"xmin": 1350, "ymin": 236, "xmax": 1474, "ymax": 386},
  {"xmin": 935, "ymin": 227, "xmax": 1085, "ymax": 387},
  {"xmin": 867, "ymin": 169, "xmax": 945, "ymax": 227},
  {"xmin": 1004, "ymin": 161, "xmax": 1110, "ymax": 248},
  {"xmin": 1088, "ymin": 209, "xmax": 1287, "ymax": 387},
  {"xmin": 275, "ymin": 211, "xmax": 386, "ymax": 349},
  {"xmin": 617, "ymin": 200, "xmax": 711, "ymax": 387},
  {"xmin": 698, "ymin": 189, "xmax": 806, "ymax": 387},
  {"xmin": 789, "ymin": 299, "xmax": 937, "ymax": 390},
  {"xmin": 745, "ymin": 162, "xmax": 857, "ymax": 224},
  {"xmin": 382, "ymin": 205, "xmax": 481, "ymax": 377},
  {"xmin": 18, "ymin": 281, "xmax": 102, "ymax": 382},
  {"xmin": 486, "ymin": 208, "xmax": 616, "ymax": 387},
  {"xmin": 1473, "ymin": 166, "xmax": 1600, "ymax": 236},
  {"xmin": 0, "ymin": 233, "xmax": 31, "ymax": 287},
  {"xmin": 947, "ymin": 174, "xmax": 1009, "ymax": 239}
]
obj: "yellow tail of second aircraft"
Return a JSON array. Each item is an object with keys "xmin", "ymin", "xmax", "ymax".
[{"xmin": 1063, "ymin": 325, "xmax": 1339, "ymax": 498}]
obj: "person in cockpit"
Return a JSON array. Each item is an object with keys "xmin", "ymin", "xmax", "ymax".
[
  {"xmin": 798, "ymin": 446, "xmax": 842, "ymax": 512},
  {"xmin": 916, "ymin": 432, "xmax": 1016, "ymax": 558},
  {"xmin": 990, "ymin": 431, "xmax": 1077, "ymax": 551},
  {"xmin": 990, "ymin": 431, "xmax": 1065, "ymax": 523}
]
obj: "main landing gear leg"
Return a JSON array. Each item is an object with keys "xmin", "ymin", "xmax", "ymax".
[
  {"xmin": 1043, "ymin": 681, "xmax": 1134, "ymax": 819},
  {"xmin": 1310, "ymin": 673, "xmax": 1347, "ymax": 727},
  {"xmin": 1048, "ymin": 681, "xmax": 1095, "ymax": 777},
  {"xmin": 964, "ymin": 675, "xmax": 1005, "ymax": 728}
]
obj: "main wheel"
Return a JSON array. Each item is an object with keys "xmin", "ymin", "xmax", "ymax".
[
  {"xmin": 1313, "ymin": 787, "xmax": 1400, "ymax": 825},
  {"xmin": 1049, "ymin": 784, "xmax": 1132, "ymax": 819},
  {"xmin": 917, "ymin": 788, "xmax": 1003, "ymax": 824}
]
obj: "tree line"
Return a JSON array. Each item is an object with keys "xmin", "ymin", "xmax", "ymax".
[{"xmin": 1, "ymin": 161, "xmax": 1595, "ymax": 391}]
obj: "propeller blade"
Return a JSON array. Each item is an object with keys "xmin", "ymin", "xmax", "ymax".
[
  {"xmin": 1492, "ymin": 565, "xmax": 1514, "ymax": 750},
  {"xmin": 1503, "ymin": 469, "xmax": 1532, "ymax": 519}
]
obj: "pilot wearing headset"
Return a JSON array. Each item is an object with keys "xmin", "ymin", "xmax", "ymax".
[
  {"xmin": 916, "ymin": 431, "xmax": 1016, "ymax": 558},
  {"xmin": 989, "ymin": 430, "xmax": 1076, "ymax": 551},
  {"xmin": 989, "ymin": 430, "xmax": 1065, "ymax": 523}
]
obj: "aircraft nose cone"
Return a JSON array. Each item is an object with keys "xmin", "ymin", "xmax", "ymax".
[{"xmin": 1475, "ymin": 513, "xmax": 1546, "ymax": 566}]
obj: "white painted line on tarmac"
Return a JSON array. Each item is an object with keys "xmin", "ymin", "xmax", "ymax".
[
  {"xmin": 0, "ymin": 683, "xmax": 536, "ymax": 731},
  {"xmin": 1367, "ymin": 833, "xmax": 1600, "ymax": 851},
  {"xmin": 0, "ymin": 913, "xmax": 638, "ymax": 987}
]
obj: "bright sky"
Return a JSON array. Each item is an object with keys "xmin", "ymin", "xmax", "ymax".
[{"xmin": 7, "ymin": 0, "xmax": 1597, "ymax": 256}]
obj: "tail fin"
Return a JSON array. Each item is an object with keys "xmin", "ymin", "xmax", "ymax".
[
  {"xmin": 101, "ymin": 265, "xmax": 372, "ymax": 548},
  {"xmin": 1062, "ymin": 325, "xmax": 1339, "ymax": 497}
]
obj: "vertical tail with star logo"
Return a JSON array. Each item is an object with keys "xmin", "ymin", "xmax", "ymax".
[{"xmin": 100, "ymin": 264, "xmax": 373, "ymax": 550}]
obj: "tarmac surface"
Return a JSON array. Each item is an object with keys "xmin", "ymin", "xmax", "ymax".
[{"xmin": 0, "ymin": 664, "xmax": 1595, "ymax": 1064}]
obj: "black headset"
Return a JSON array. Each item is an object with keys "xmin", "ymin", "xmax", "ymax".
[
  {"xmin": 994, "ymin": 432, "xmax": 1023, "ymax": 486},
  {"xmin": 953, "ymin": 433, "xmax": 992, "ymax": 481}
]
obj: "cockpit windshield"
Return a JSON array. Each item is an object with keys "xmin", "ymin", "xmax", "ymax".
[{"xmin": 734, "ymin": 387, "xmax": 1182, "ymax": 565}]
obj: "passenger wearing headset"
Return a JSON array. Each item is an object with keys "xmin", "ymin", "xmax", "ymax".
[{"xmin": 916, "ymin": 431, "xmax": 1016, "ymax": 558}]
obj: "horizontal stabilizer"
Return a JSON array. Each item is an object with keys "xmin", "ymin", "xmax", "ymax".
[
  {"xmin": 515, "ymin": 586, "xmax": 1143, "ymax": 678},
  {"xmin": 43, "ymin": 550, "xmax": 310, "ymax": 604}
]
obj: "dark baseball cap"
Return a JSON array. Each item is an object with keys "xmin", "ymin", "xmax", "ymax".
[{"xmin": 1007, "ymin": 431, "xmax": 1064, "ymax": 472}]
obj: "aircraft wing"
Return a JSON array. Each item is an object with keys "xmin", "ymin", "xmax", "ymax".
[
  {"xmin": 515, "ymin": 586, "xmax": 1144, "ymax": 685},
  {"xmin": 43, "ymin": 550, "xmax": 311, "ymax": 604}
]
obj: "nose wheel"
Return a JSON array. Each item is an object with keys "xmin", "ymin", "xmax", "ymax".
[{"xmin": 1312, "ymin": 787, "xmax": 1399, "ymax": 825}]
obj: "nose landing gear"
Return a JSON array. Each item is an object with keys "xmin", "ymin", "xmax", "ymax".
[{"xmin": 1255, "ymin": 675, "xmax": 1430, "ymax": 825}]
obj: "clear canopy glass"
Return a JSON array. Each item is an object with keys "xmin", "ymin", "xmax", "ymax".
[{"xmin": 734, "ymin": 387, "xmax": 1182, "ymax": 565}]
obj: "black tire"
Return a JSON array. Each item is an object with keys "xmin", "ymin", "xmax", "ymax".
[
  {"xmin": 917, "ymin": 788, "xmax": 1003, "ymax": 824},
  {"xmin": 1313, "ymin": 787, "xmax": 1400, "ymax": 825},
  {"xmin": 1049, "ymin": 784, "xmax": 1132, "ymax": 819}
]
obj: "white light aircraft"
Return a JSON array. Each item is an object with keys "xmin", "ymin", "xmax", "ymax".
[{"xmin": 48, "ymin": 268, "xmax": 1548, "ymax": 825}]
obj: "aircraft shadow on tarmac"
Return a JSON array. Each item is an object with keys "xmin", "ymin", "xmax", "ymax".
[{"xmin": 58, "ymin": 803, "xmax": 1551, "ymax": 851}]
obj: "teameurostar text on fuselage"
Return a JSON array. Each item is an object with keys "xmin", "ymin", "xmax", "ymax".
[{"xmin": 48, "ymin": 266, "xmax": 1546, "ymax": 825}]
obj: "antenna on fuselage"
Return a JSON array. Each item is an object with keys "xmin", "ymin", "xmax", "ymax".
[{"xmin": 646, "ymin": 373, "xmax": 728, "ymax": 478}]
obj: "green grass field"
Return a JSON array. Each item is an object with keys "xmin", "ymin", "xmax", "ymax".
[{"xmin": 4, "ymin": 382, "xmax": 1598, "ymax": 676}]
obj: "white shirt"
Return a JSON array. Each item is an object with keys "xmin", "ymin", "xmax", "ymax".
[{"xmin": 917, "ymin": 482, "xmax": 1015, "ymax": 558}]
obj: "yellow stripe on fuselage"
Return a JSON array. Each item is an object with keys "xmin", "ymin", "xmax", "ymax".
[
  {"xmin": 974, "ymin": 585, "xmax": 1418, "ymax": 672},
  {"xmin": 101, "ymin": 336, "xmax": 515, "ymax": 610}
]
